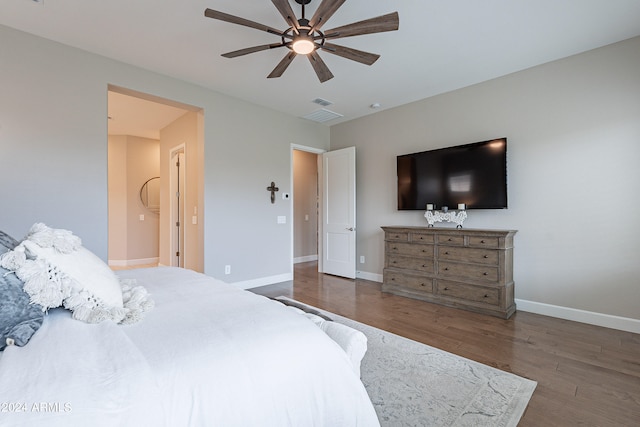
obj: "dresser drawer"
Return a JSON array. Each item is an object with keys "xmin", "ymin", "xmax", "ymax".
[
  {"xmin": 409, "ymin": 232, "xmax": 435, "ymax": 244},
  {"xmin": 384, "ymin": 270, "xmax": 433, "ymax": 293},
  {"xmin": 387, "ymin": 255, "xmax": 435, "ymax": 274},
  {"xmin": 437, "ymin": 234, "xmax": 465, "ymax": 246},
  {"xmin": 437, "ymin": 280, "xmax": 500, "ymax": 306},
  {"xmin": 387, "ymin": 255, "xmax": 435, "ymax": 273},
  {"xmin": 438, "ymin": 261, "xmax": 499, "ymax": 282},
  {"xmin": 438, "ymin": 246, "xmax": 498, "ymax": 265},
  {"xmin": 468, "ymin": 236, "xmax": 500, "ymax": 248},
  {"xmin": 386, "ymin": 231, "xmax": 409, "ymax": 242},
  {"xmin": 386, "ymin": 241, "xmax": 434, "ymax": 258}
]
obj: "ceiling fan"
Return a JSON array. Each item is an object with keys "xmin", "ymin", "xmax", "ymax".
[{"xmin": 204, "ymin": 0, "xmax": 399, "ymax": 83}]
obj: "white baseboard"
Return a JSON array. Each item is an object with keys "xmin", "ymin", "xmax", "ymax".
[
  {"xmin": 357, "ymin": 270, "xmax": 383, "ymax": 282},
  {"xmin": 515, "ymin": 298, "xmax": 640, "ymax": 334},
  {"xmin": 234, "ymin": 273, "xmax": 294, "ymax": 290},
  {"xmin": 233, "ymin": 268, "xmax": 639, "ymax": 334},
  {"xmin": 294, "ymin": 255, "xmax": 318, "ymax": 264},
  {"xmin": 108, "ymin": 257, "xmax": 159, "ymax": 267},
  {"xmin": 349, "ymin": 272, "xmax": 640, "ymax": 333}
]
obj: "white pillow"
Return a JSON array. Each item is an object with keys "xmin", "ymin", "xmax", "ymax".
[
  {"xmin": 0, "ymin": 223, "xmax": 153, "ymax": 325},
  {"xmin": 319, "ymin": 321, "xmax": 368, "ymax": 378},
  {"xmin": 22, "ymin": 240, "xmax": 123, "ymax": 308}
]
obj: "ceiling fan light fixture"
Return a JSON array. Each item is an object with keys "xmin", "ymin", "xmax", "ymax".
[
  {"xmin": 292, "ymin": 37, "xmax": 315, "ymax": 55},
  {"xmin": 204, "ymin": 1, "xmax": 399, "ymax": 82}
]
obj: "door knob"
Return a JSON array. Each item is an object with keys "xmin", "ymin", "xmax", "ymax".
[{"xmin": 346, "ymin": 227, "xmax": 355, "ymax": 231}]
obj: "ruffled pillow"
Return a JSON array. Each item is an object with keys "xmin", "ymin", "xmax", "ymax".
[
  {"xmin": 0, "ymin": 224, "xmax": 153, "ymax": 325},
  {"xmin": 1, "ymin": 230, "xmax": 44, "ymax": 350}
]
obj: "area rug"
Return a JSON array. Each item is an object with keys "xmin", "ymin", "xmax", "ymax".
[{"xmin": 277, "ymin": 297, "xmax": 536, "ymax": 427}]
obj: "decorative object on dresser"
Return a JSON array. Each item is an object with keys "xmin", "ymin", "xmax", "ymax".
[
  {"xmin": 425, "ymin": 209, "xmax": 467, "ymax": 228},
  {"xmin": 382, "ymin": 226, "xmax": 517, "ymax": 319}
]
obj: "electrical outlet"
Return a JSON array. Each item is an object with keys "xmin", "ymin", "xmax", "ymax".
[
  {"xmin": 139, "ymin": 214, "xmax": 145, "ymax": 221},
  {"xmin": 360, "ymin": 255, "xmax": 365, "ymax": 264},
  {"xmin": 224, "ymin": 265, "xmax": 231, "ymax": 275}
]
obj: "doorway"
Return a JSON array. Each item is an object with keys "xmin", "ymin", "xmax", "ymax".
[
  {"xmin": 291, "ymin": 144, "xmax": 357, "ymax": 279},
  {"xmin": 292, "ymin": 148, "xmax": 320, "ymax": 265},
  {"xmin": 107, "ymin": 85, "xmax": 204, "ymax": 271}
]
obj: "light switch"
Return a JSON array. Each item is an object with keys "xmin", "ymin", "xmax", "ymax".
[
  {"xmin": 277, "ymin": 216, "xmax": 286, "ymax": 224},
  {"xmin": 192, "ymin": 216, "xmax": 197, "ymax": 225},
  {"xmin": 139, "ymin": 214, "xmax": 145, "ymax": 221}
]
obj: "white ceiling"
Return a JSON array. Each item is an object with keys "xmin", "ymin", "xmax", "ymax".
[
  {"xmin": 107, "ymin": 91, "xmax": 189, "ymax": 139},
  {"xmin": 3, "ymin": 0, "xmax": 640, "ymax": 131}
]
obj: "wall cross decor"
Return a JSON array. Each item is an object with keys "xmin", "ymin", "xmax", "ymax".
[{"xmin": 266, "ymin": 181, "xmax": 279, "ymax": 204}]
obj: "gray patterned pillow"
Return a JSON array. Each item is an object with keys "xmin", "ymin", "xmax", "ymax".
[
  {"xmin": 1, "ymin": 230, "xmax": 45, "ymax": 351},
  {"xmin": 0, "ymin": 230, "xmax": 18, "ymax": 252}
]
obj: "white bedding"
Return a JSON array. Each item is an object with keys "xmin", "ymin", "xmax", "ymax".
[{"xmin": 0, "ymin": 267, "xmax": 379, "ymax": 426}]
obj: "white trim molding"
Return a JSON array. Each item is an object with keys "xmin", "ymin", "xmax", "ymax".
[
  {"xmin": 234, "ymin": 273, "xmax": 293, "ymax": 290},
  {"xmin": 108, "ymin": 257, "xmax": 159, "ymax": 267},
  {"xmin": 294, "ymin": 255, "xmax": 318, "ymax": 264},
  {"xmin": 515, "ymin": 299, "xmax": 640, "ymax": 334},
  {"xmin": 357, "ymin": 270, "xmax": 383, "ymax": 283}
]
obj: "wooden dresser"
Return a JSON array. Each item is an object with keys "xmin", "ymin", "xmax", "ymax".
[{"xmin": 382, "ymin": 226, "xmax": 517, "ymax": 319}]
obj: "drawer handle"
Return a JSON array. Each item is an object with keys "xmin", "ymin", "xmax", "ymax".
[
  {"xmin": 483, "ymin": 272, "xmax": 488, "ymax": 276},
  {"xmin": 481, "ymin": 240, "xmax": 486, "ymax": 243},
  {"xmin": 391, "ymin": 278, "xmax": 395, "ymax": 281},
  {"xmin": 422, "ymin": 249, "xmax": 428, "ymax": 253},
  {"xmin": 420, "ymin": 283, "xmax": 426, "ymax": 287},
  {"xmin": 483, "ymin": 255, "xmax": 489, "ymax": 259},
  {"xmin": 419, "ymin": 237, "xmax": 424, "ymax": 240},
  {"xmin": 448, "ymin": 238, "xmax": 453, "ymax": 241},
  {"xmin": 444, "ymin": 267, "xmax": 449, "ymax": 271},
  {"xmin": 392, "ymin": 261, "xmax": 397, "ymax": 264},
  {"xmin": 393, "ymin": 246, "xmax": 398, "ymax": 250},
  {"xmin": 444, "ymin": 251, "xmax": 449, "ymax": 255},
  {"xmin": 443, "ymin": 287, "xmax": 449, "ymax": 291},
  {"xmin": 483, "ymin": 294, "xmax": 489, "ymax": 298},
  {"xmin": 422, "ymin": 264, "xmax": 427, "ymax": 267}
]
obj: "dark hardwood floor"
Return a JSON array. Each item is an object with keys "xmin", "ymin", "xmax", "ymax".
[{"xmin": 250, "ymin": 262, "xmax": 640, "ymax": 426}]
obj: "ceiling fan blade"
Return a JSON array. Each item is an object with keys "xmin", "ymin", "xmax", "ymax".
[
  {"xmin": 309, "ymin": 0, "xmax": 346, "ymax": 31},
  {"xmin": 320, "ymin": 42, "xmax": 380, "ymax": 65},
  {"xmin": 268, "ymin": 51, "xmax": 297, "ymax": 79},
  {"xmin": 271, "ymin": 0, "xmax": 299, "ymax": 29},
  {"xmin": 308, "ymin": 51, "xmax": 334, "ymax": 83},
  {"xmin": 222, "ymin": 43, "xmax": 284, "ymax": 58},
  {"xmin": 324, "ymin": 12, "xmax": 399, "ymax": 39},
  {"xmin": 204, "ymin": 8, "xmax": 283, "ymax": 36}
]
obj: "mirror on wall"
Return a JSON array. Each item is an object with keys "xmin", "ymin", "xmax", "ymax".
[{"xmin": 140, "ymin": 176, "xmax": 160, "ymax": 214}]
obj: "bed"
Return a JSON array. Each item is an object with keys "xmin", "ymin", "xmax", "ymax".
[{"xmin": 0, "ymin": 226, "xmax": 379, "ymax": 426}]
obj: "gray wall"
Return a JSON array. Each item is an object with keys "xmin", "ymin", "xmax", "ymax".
[
  {"xmin": 0, "ymin": 24, "xmax": 329, "ymax": 285},
  {"xmin": 107, "ymin": 135, "xmax": 160, "ymax": 264},
  {"xmin": 330, "ymin": 37, "xmax": 640, "ymax": 325}
]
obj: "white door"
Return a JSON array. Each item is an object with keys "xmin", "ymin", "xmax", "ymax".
[{"xmin": 321, "ymin": 147, "xmax": 356, "ymax": 278}]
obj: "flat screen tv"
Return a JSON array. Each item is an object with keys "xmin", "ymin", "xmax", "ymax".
[{"xmin": 397, "ymin": 138, "xmax": 507, "ymax": 210}]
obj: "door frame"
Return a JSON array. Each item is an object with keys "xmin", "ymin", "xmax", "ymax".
[{"xmin": 169, "ymin": 144, "xmax": 186, "ymax": 267}]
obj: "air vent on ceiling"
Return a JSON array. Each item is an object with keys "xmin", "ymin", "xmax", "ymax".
[
  {"xmin": 302, "ymin": 109, "xmax": 344, "ymax": 123},
  {"xmin": 312, "ymin": 98, "xmax": 333, "ymax": 107}
]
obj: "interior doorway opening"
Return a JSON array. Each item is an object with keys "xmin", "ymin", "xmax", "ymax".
[
  {"xmin": 107, "ymin": 85, "xmax": 204, "ymax": 271},
  {"xmin": 292, "ymin": 148, "xmax": 321, "ymax": 266}
]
